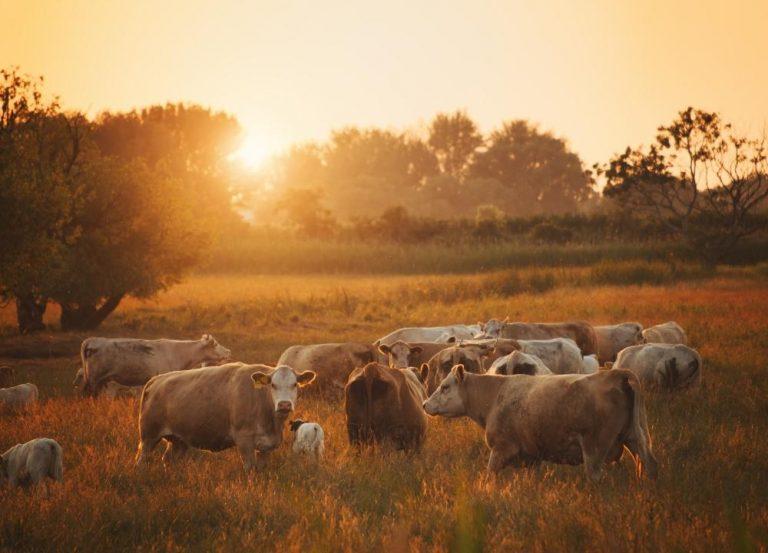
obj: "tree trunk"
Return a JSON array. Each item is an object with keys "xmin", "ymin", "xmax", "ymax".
[
  {"xmin": 15, "ymin": 293, "xmax": 47, "ymax": 335},
  {"xmin": 60, "ymin": 294, "xmax": 125, "ymax": 331}
]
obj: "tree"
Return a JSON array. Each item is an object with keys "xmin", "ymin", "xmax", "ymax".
[
  {"xmin": 472, "ymin": 120, "xmax": 593, "ymax": 216},
  {"xmin": 600, "ymin": 107, "xmax": 768, "ymax": 264},
  {"xmin": 274, "ymin": 186, "xmax": 337, "ymax": 239},
  {"xmin": 427, "ymin": 110, "xmax": 483, "ymax": 180}
]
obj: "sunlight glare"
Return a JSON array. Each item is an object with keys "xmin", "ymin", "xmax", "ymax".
[{"xmin": 230, "ymin": 135, "xmax": 270, "ymax": 170}]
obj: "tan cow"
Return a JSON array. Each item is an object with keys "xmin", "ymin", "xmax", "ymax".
[
  {"xmin": 277, "ymin": 342, "xmax": 377, "ymax": 395},
  {"xmin": 642, "ymin": 322, "xmax": 687, "ymax": 345},
  {"xmin": 135, "ymin": 363, "xmax": 316, "ymax": 470},
  {"xmin": 423, "ymin": 365, "xmax": 658, "ymax": 481},
  {"xmin": 0, "ymin": 383, "xmax": 38, "ymax": 412},
  {"xmin": 482, "ymin": 320, "xmax": 598, "ymax": 356},
  {"xmin": 378, "ymin": 341, "xmax": 450, "ymax": 369},
  {"xmin": 345, "ymin": 363, "xmax": 428, "ymax": 451},
  {"xmin": 80, "ymin": 335, "xmax": 231, "ymax": 396},
  {"xmin": 594, "ymin": 323, "xmax": 645, "ymax": 364},
  {"xmin": 424, "ymin": 344, "xmax": 491, "ymax": 394},
  {"xmin": 613, "ymin": 343, "xmax": 701, "ymax": 391},
  {"xmin": 1, "ymin": 438, "xmax": 63, "ymax": 488}
]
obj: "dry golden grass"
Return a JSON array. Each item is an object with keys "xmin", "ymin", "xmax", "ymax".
[{"xmin": 1, "ymin": 273, "xmax": 767, "ymax": 551}]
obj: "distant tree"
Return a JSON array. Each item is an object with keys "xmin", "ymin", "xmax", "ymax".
[
  {"xmin": 474, "ymin": 204, "xmax": 505, "ymax": 240},
  {"xmin": 472, "ymin": 121, "xmax": 593, "ymax": 215},
  {"xmin": 428, "ymin": 110, "xmax": 483, "ymax": 180},
  {"xmin": 274, "ymin": 186, "xmax": 337, "ymax": 239},
  {"xmin": 600, "ymin": 107, "xmax": 768, "ymax": 264}
]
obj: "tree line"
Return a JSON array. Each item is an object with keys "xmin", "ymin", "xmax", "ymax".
[{"xmin": 1, "ymin": 66, "xmax": 766, "ymax": 333}]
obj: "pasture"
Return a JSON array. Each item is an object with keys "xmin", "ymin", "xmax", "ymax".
[{"xmin": 1, "ymin": 271, "xmax": 767, "ymax": 551}]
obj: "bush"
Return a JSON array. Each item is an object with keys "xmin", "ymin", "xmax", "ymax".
[{"xmin": 529, "ymin": 222, "xmax": 573, "ymax": 245}]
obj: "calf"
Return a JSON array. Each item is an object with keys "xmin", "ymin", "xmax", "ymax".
[
  {"xmin": 345, "ymin": 363, "xmax": 428, "ymax": 451},
  {"xmin": 423, "ymin": 365, "xmax": 657, "ymax": 481},
  {"xmin": 290, "ymin": 420, "xmax": 325, "ymax": 459},
  {"xmin": 0, "ymin": 383, "xmax": 38, "ymax": 412},
  {"xmin": 136, "ymin": 363, "xmax": 316, "ymax": 470},
  {"xmin": 613, "ymin": 343, "xmax": 701, "ymax": 391},
  {"xmin": 1, "ymin": 438, "xmax": 63, "ymax": 488}
]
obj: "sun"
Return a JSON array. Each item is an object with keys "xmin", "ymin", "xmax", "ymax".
[{"xmin": 230, "ymin": 134, "xmax": 270, "ymax": 170}]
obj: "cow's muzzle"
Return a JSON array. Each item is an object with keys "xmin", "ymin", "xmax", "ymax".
[{"xmin": 276, "ymin": 400, "xmax": 293, "ymax": 413}]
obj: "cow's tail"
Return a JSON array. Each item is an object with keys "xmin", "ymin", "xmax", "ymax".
[
  {"xmin": 50, "ymin": 441, "xmax": 64, "ymax": 482},
  {"xmin": 80, "ymin": 339, "xmax": 97, "ymax": 397},
  {"xmin": 616, "ymin": 370, "xmax": 658, "ymax": 480}
]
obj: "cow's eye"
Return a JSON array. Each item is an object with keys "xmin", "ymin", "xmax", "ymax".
[
  {"xmin": 440, "ymin": 385, "xmax": 449, "ymax": 392},
  {"xmin": 271, "ymin": 383, "xmax": 276, "ymax": 389}
]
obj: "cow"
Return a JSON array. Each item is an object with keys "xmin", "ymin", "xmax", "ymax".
[
  {"xmin": 378, "ymin": 341, "xmax": 450, "ymax": 370},
  {"xmin": 375, "ymin": 325, "xmax": 482, "ymax": 347},
  {"xmin": 345, "ymin": 363, "xmax": 428, "ymax": 451},
  {"xmin": 486, "ymin": 350, "xmax": 553, "ymax": 376},
  {"xmin": 642, "ymin": 322, "xmax": 687, "ymax": 345},
  {"xmin": 277, "ymin": 342, "xmax": 377, "ymax": 395},
  {"xmin": 489, "ymin": 338, "xmax": 585, "ymax": 375},
  {"xmin": 0, "ymin": 365, "xmax": 14, "ymax": 387},
  {"xmin": 594, "ymin": 323, "xmax": 645, "ymax": 364},
  {"xmin": 135, "ymin": 363, "xmax": 316, "ymax": 470},
  {"xmin": 80, "ymin": 334, "xmax": 231, "ymax": 397},
  {"xmin": 480, "ymin": 320, "xmax": 599, "ymax": 356},
  {"xmin": 290, "ymin": 420, "xmax": 325, "ymax": 460},
  {"xmin": 73, "ymin": 368, "xmax": 142, "ymax": 399},
  {"xmin": 1, "ymin": 438, "xmax": 63, "ymax": 488},
  {"xmin": 423, "ymin": 365, "xmax": 658, "ymax": 481},
  {"xmin": 613, "ymin": 343, "xmax": 701, "ymax": 391},
  {"xmin": 424, "ymin": 344, "xmax": 492, "ymax": 394},
  {"xmin": 582, "ymin": 354, "xmax": 600, "ymax": 374},
  {"xmin": 0, "ymin": 383, "xmax": 38, "ymax": 412}
]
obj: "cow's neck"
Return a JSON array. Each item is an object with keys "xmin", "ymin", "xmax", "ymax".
[
  {"xmin": 177, "ymin": 342, "xmax": 206, "ymax": 371},
  {"xmin": 462, "ymin": 374, "xmax": 502, "ymax": 430}
]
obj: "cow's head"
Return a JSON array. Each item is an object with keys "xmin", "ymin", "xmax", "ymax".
[
  {"xmin": 200, "ymin": 334, "xmax": 232, "ymax": 364},
  {"xmin": 423, "ymin": 364, "xmax": 467, "ymax": 417},
  {"xmin": 478, "ymin": 318, "xmax": 507, "ymax": 339},
  {"xmin": 408, "ymin": 363, "xmax": 430, "ymax": 385},
  {"xmin": 379, "ymin": 341, "xmax": 423, "ymax": 369},
  {"xmin": 290, "ymin": 419, "xmax": 306, "ymax": 432},
  {"xmin": 427, "ymin": 345, "xmax": 490, "ymax": 394},
  {"xmin": 251, "ymin": 365, "xmax": 316, "ymax": 415}
]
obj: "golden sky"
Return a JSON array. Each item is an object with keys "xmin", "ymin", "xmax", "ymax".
[{"xmin": 3, "ymin": 0, "xmax": 767, "ymax": 166}]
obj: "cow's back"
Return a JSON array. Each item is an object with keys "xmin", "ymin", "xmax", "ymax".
[{"xmin": 279, "ymin": 343, "xmax": 374, "ymax": 394}]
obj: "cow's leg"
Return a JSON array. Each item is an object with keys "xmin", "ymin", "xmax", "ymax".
[
  {"xmin": 624, "ymin": 429, "xmax": 658, "ymax": 480},
  {"xmin": 255, "ymin": 450, "xmax": 271, "ymax": 470},
  {"xmin": 236, "ymin": 440, "xmax": 257, "ymax": 472},
  {"xmin": 579, "ymin": 434, "xmax": 612, "ymax": 482},
  {"xmin": 162, "ymin": 438, "xmax": 189, "ymax": 464},
  {"xmin": 486, "ymin": 444, "xmax": 519, "ymax": 476},
  {"xmin": 135, "ymin": 437, "xmax": 161, "ymax": 466}
]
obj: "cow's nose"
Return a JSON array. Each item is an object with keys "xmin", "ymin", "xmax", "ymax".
[{"xmin": 276, "ymin": 400, "xmax": 293, "ymax": 412}]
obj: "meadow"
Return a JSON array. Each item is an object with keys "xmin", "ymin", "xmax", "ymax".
[{"xmin": 1, "ymin": 269, "xmax": 767, "ymax": 551}]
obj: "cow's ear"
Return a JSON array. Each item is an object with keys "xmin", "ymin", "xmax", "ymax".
[
  {"xmin": 410, "ymin": 345, "xmax": 423, "ymax": 355},
  {"xmin": 202, "ymin": 334, "xmax": 213, "ymax": 345},
  {"xmin": 251, "ymin": 372, "xmax": 271, "ymax": 388},
  {"xmin": 296, "ymin": 370, "xmax": 316, "ymax": 387},
  {"xmin": 453, "ymin": 364, "xmax": 465, "ymax": 382},
  {"xmin": 477, "ymin": 322, "xmax": 485, "ymax": 330},
  {"xmin": 419, "ymin": 363, "xmax": 429, "ymax": 383},
  {"xmin": 503, "ymin": 316, "xmax": 510, "ymax": 323},
  {"xmin": 378, "ymin": 344, "xmax": 390, "ymax": 355}
]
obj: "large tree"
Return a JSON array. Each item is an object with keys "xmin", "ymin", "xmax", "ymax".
[
  {"xmin": 427, "ymin": 110, "xmax": 483, "ymax": 180},
  {"xmin": 471, "ymin": 120, "xmax": 593, "ymax": 216},
  {"xmin": 600, "ymin": 107, "xmax": 768, "ymax": 263}
]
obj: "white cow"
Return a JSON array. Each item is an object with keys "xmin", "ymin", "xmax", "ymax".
[
  {"xmin": 487, "ymin": 350, "xmax": 553, "ymax": 376},
  {"xmin": 614, "ymin": 343, "xmax": 701, "ymax": 391},
  {"xmin": 582, "ymin": 354, "xmax": 600, "ymax": 374},
  {"xmin": 80, "ymin": 334, "xmax": 231, "ymax": 396},
  {"xmin": 375, "ymin": 325, "xmax": 482, "ymax": 347},
  {"xmin": 489, "ymin": 338, "xmax": 586, "ymax": 375},
  {"xmin": 642, "ymin": 322, "xmax": 687, "ymax": 345},
  {"xmin": 594, "ymin": 323, "xmax": 645, "ymax": 364},
  {"xmin": 1, "ymin": 438, "xmax": 63, "ymax": 488},
  {"xmin": 290, "ymin": 420, "xmax": 325, "ymax": 460},
  {"xmin": 0, "ymin": 383, "xmax": 39, "ymax": 412}
]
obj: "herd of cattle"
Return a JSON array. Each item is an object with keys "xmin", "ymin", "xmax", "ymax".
[{"xmin": 0, "ymin": 319, "xmax": 701, "ymax": 487}]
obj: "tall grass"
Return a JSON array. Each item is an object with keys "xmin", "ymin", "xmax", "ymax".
[{"xmin": 1, "ymin": 274, "xmax": 767, "ymax": 550}]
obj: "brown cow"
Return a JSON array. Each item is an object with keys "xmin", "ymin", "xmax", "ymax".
[
  {"xmin": 423, "ymin": 365, "xmax": 657, "ymax": 481},
  {"xmin": 344, "ymin": 363, "xmax": 428, "ymax": 451},
  {"xmin": 496, "ymin": 321, "xmax": 598, "ymax": 355},
  {"xmin": 424, "ymin": 344, "xmax": 491, "ymax": 394},
  {"xmin": 278, "ymin": 342, "xmax": 376, "ymax": 395},
  {"xmin": 378, "ymin": 341, "xmax": 450, "ymax": 369},
  {"xmin": 135, "ymin": 363, "xmax": 316, "ymax": 470}
]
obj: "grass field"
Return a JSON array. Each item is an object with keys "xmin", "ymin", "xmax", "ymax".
[{"xmin": 1, "ymin": 272, "xmax": 767, "ymax": 551}]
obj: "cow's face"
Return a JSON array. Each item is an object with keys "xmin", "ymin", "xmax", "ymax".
[
  {"xmin": 481, "ymin": 319, "xmax": 504, "ymax": 338},
  {"xmin": 379, "ymin": 341, "xmax": 422, "ymax": 369},
  {"xmin": 423, "ymin": 365, "xmax": 466, "ymax": 417},
  {"xmin": 200, "ymin": 334, "xmax": 232, "ymax": 364},
  {"xmin": 252, "ymin": 365, "xmax": 316, "ymax": 414}
]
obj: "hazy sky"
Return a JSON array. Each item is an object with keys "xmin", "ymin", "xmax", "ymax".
[{"xmin": 3, "ymin": 0, "xmax": 767, "ymax": 167}]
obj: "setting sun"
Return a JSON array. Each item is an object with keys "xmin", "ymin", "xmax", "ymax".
[{"xmin": 230, "ymin": 135, "xmax": 271, "ymax": 170}]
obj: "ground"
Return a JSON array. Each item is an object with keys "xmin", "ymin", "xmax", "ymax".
[{"xmin": 1, "ymin": 273, "xmax": 767, "ymax": 551}]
